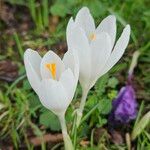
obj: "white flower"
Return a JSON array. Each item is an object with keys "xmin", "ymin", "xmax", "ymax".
[
  {"xmin": 67, "ymin": 7, "xmax": 131, "ymax": 91},
  {"xmin": 24, "ymin": 49, "xmax": 79, "ymax": 116}
]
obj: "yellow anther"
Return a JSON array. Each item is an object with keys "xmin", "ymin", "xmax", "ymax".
[
  {"xmin": 45, "ymin": 63, "xmax": 56, "ymax": 79},
  {"xmin": 89, "ymin": 33, "xmax": 96, "ymax": 41}
]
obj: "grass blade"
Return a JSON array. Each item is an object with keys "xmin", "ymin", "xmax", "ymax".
[
  {"xmin": 13, "ymin": 32, "xmax": 24, "ymax": 58},
  {"xmin": 131, "ymin": 111, "xmax": 150, "ymax": 140},
  {"xmin": 42, "ymin": 0, "xmax": 49, "ymax": 27}
]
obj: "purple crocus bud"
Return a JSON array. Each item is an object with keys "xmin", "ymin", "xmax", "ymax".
[
  {"xmin": 109, "ymin": 51, "xmax": 140, "ymax": 125},
  {"xmin": 110, "ymin": 85, "xmax": 138, "ymax": 124}
]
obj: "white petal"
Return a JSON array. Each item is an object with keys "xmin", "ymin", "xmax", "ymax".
[
  {"xmin": 89, "ymin": 33, "xmax": 112, "ymax": 88},
  {"xmin": 38, "ymin": 79, "xmax": 69, "ymax": 115},
  {"xmin": 67, "ymin": 26, "xmax": 91, "ymax": 89},
  {"xmin": 40, "ymin": 51, "xmax": 65, "ymax": 80},
  {"xmin": 63, "ymin": 50, "xmax": 79, "ymax": 82},
  {"xmin": 75, "ymin": 7, "xmax": 95, "ymax": 37},
  {"xmin": 24, "ymin": 49, "xmax": 42, "ymax": 94},
  {"xmin": 101, "ymin": 25, "xmax": 131, "ymax": 76},
  {"xmin": 59, "ymin": 69, "xmax": 76, "ymax": 100},
  {"xmin": 96, "ymin": 15, "xmax": 116, "ymax": 48},
  {"xmin": 66, "ymin": 17, "xmax": 75, "ymax": 41}
]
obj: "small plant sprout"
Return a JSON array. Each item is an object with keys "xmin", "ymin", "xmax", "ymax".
[
  {"xmin": 24, "ymin": 49, "xmax": 79, "ymax": 150},
  {"xmin": 66, "ymin": 7, "xmax": 131, "ymax": 127}
]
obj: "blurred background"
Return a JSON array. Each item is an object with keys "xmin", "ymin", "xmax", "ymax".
[{"xmin": 0, "ymin": 0, "xmax": 150, "ymax": 149}]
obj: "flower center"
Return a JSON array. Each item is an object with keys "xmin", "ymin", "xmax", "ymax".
[
  {"xmin": 89, "ymin": 33, "xmax": 96, "ymax": 40},
  {"xmin": 45, "ymin": 63, "xmax": 56, "ymax": 79}
]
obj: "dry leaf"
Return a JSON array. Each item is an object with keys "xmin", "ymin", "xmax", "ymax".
[{"xmin": 0, "ymin": 60, "xmax": 18, "ymax": 82}]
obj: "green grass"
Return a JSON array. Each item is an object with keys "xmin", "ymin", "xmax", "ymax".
[{"xmin": 0, "ymin": 0, "xmax": 150, "ymax": 149}]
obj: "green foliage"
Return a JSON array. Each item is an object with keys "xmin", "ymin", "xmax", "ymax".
[
  {"xmin": 107, "ymin": 77, "xmax": 119, "ymax": 88},
  {"xmin": 108, "ymin": 90, "xmax": 118, "ymax": 100},
  {"xmin": 95, "ymin": 74, "xmax": 109, "ymax": 96},
  {"xmin": 27, "ymin": 0, "xmax": 49, "ymax": 30},
  {"xmin": 39, "ymin": 109, "xmax": 61, "ymax": 131},
  {"xmin": 65, "ymin": 106, "xmax": 74, "ymax": 123},
  {"xmin": 50, "ymin": 0, "xmax": 76, "ymax": 18},
  {"xmin": 23, "ymin": 79, "xmax": 32, "ymax": 90},
  {"xmin": 85, "ymin": 95, "xmax": 98, "ymax": 110},
  {"xmin": 50, "ymin": 1, "xmax": 69, "ymax": 17},
  {"xmin": 98, "ymin": 99, "xmax": 112, "ymax": 115},
  {"xmin": 132, "ymin": 111, "xmax": 150, "ymax": 140},
  {"xmin": 4, "ymin": 0, "xmax": 26, "ymax": 6},
  {"xmin": 81, "ymin": 0, "xmax": 106, "ymax": 18},
  {"xmin": 50, "ymin": 0, "xmax": 106, "ymax": 19},
  {"xmin": 13, "ymin": 32, "xmax": 24, "ymax": 58}
]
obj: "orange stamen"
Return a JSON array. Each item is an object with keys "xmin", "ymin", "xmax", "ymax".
[
  {"xmin": 45, "ymin": 63, "xmax": 56, "ymax": 79},
  {"xmin": 89, "ymin": 33, "xmax": 96, "ymax": 40}
]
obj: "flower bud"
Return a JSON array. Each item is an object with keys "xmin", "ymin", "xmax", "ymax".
[{"xmin": 109, "ymin": 85, "xmax": 138, "ymax": 124}]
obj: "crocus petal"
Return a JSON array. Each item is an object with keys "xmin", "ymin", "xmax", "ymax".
[
  {"xmin": 63, "ymin": 50, "xmax": 79, "ymax": 82},
  {"xmin": 112, "ymin": 85, "xmax": 137, "ymax": 123},
  {"xmin": 40, "ymin": 51, "xmax": 65, "ymax": 80},
  {"xmin": 75, "ymin": 7, "xmax": 95, "ymax": 37},
  {"xmin": 89, "ymin": 33, "xmax": 112, "ymax": 88},
  {"xmin": 67, "ymin": 26, "xmax": 91, "ymax": 89},
  {"xmin": 38, "ymin": 79, "xmax": 68, "ymax": 115},
  {"xmin": 96, "ymin": 15, "xmax": 116, "ymax": 48},
  {"xmin": 59, "ymin": 68, "xmax": 76, "ymax": 100},
  {"xmin": 66, "ymin": 17, "xmax": 75, "ymax": 41},
  {"xmin": 24, "ymin": 49, "xmax": 42, "ymax": 94},
  {"xmin": 101, "ymin": 25, "xmax": 131, "ymax": 76}
]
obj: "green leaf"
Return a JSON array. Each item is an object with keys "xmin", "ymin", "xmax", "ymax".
[
  {"xmin": 107, "ymin": 77, "xmax": 119, "ymax": 88},
  {"xmin": 28, "ymin": 94, "xmax": 41, "ymax": 117},
  {"xmin": 97, "ymin": 116, "xmax": 107, "ymax": 127},
  {"xmin": 95, "ymin": 74, "xmax": 109, "ymax": 96},
  {"xmin": 28, "ymin": 94, "xmax": 41, "ymax": 109},
  {"xmin": 65, "ymin": 106, "xmax": 74, "ymax": 123},
  {"xmin": 85, "ymin": 95, "xmax": 97, "ymax": 110},
  {"xmin": 83, "ymin": 0, "xmax": 106, "ymax": 18},
  {"xmin": 98, "ymin": 99, "xmax": 112, "ymax": 115},
  {"xmin": 50, "ymin": 2, "xmax": 69, "ymax": 17},
  {"xmin": 80, "ymin": 122, "xmax": 90, "ymax": 137},
  {"xmin": 131, "ymin": 111, "xmax": 150, "ymax": 140},
  {"xmin": 39, "ymin": 110, "xmax": 61, "ymax": 131},
  {"xmin": 110, "ymin": 62, "xmax": 127, "ymax": 74},
  {"xmin": 108, "ymin": 90, "xmax": 118, "ymax": 99},
  {"xmin": 23, "ymin": 80, "xmax": 32, "ymax": 90}
]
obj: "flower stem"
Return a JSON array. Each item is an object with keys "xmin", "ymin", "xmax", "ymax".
[
  {"xmin": 76, "ymin": 88, "xmax": 89, "ymax": 127},
  {"xmin": 58, "ymin": 113, "xmax": 74, "ymax": 150}
]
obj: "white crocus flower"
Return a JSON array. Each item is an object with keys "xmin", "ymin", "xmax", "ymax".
[
  {"xmin": 67, "ymin": 7, "xmax": 131, "ymax": 127},
  {"xmin": 24, "ymin": 49, "xmax": 79, "ymax": 150}
]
